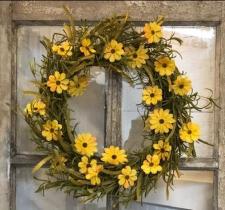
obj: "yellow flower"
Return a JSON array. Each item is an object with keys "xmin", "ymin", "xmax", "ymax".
[
  {"xmin": 153, "ymin": 140, "xmax": 171, "ymax": 161},
  {"xmin": 154, "ymin": 56, "xmax": 175, "ymax": 76},
  {"xmin": 101, "ymin": 146, "xmax": 128, "ymax": 165},
  {"xmin": 104, "ymin": 39, "xmax": 125, "ymax": 62},
  {"xmin": 32, "ymin": 100, "xmax": 46, "ymax": 116},
  {"xmin": 52, "ymin": 41, "xmax": 72, "ymax": 57},
  {"xmin": 118, "ymin": 166, "xmax": 137, "ymax": 189},
  {"xmin": 143, "ymin": 22, "xmax": 162, "ymax": 43},
  {"xmin": 127, "ymin": 45, "xmax": 149, "ymax": 68},
  {"xmin": 74, "ymin": 133, "xmax": 97, "ymax": 157},
  {"xmin": 142, "ymin": 86, "xmax": 162, "ymax": 105},
  {"xmin": 86, "ymin": 164, "xmax": 103, "ymax": 185},
  {"xmin": 78, "ymin": 156, "xmax": 97, "ymax": 174},
  {"xmin": 24, "ymin": 99, "xmax": 46, "ymax": 116},
  {"xmin": 24, "ymin": 103, "xmax": 32, "ymax": 116},
  {"xmin": 173, "ymin": 75, "xmax": 192, "ymax": 96},
  {"xmin": 42, "ymin": 120, "xmax": 62, "ymax": 141},
  {"xmin": 68, "ymin": 75, "xmax": 89, "ymax": 96},
  {"xmin": 147, "ymin": 108, "xmax": 175, "ymax": 134},
  {"xmin": 50, "ymin": 155, "xmax": 67, "ymax": 171},
  {"xmin": 179, "ymin": 122, "xmax": 200, "ymax": 143},
  {"xmin": 80, "ymin": 38, "xmax": 96, "ymax": 56},
  {"xmin": 141, "ymin": 154, "xmax": 162, "ymax": 174},
  {"xmin": 47, "ymin": 71, "xmax": 69, "ymax": 94}
]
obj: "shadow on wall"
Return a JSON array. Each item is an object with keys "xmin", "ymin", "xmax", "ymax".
[{"xmin": 123, "ymin": 117, "xmax": 146, "ymax": 152}]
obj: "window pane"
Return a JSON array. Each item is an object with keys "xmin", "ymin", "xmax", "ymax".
[
  {"xmin": 16, "ymin": 167, "xmax": 106, "ymax": 210},
  {"xmin": 121, "ymin": 26, "xmax": 216, "ymax": 158},
  {"xmin": 16, "ymin": 26, "xmax": 106, "ymax": 154},
  {"xmin": 120, "ymin": 171, "xmax": 214, "ymax": 210}
]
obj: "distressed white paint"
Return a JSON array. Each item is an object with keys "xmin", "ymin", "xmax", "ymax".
[{"xmin": 0, "ymin": 2, "xmax": 11, "ymax": 210}]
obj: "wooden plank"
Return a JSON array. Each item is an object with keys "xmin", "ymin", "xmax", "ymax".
[
  {"xmin": 105, "ymin": 71, "xmax": 122, "ymax": 147},
  {"xmin": 0, "ymin": 2, "xmax": 12, "ymax": 210},
  {"xmin": 105, "ymin": 71, "xmax": 122, "ymax": 210},
  {"xmin": 11, "ymin": 154, "xmax": 45, "ymax": 166},
  {"xmin": 218, "ymin": 3, "xmax": 225, "ymax": 210},
  {"xmin": 12, "ymin": 1, "xmax": 223, "ymax": 22},
  {"xmin": 11, "ymin": 154, "xmax": 218, "ymax": 170},
  {"xmin": 179, "ymin": 158, "xmax": 218, "ymax": 171}
]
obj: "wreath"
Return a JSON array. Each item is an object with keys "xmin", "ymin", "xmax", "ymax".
[{"xmin": 23, "ymin": 8, "xmax": 216, "ymax": 204}]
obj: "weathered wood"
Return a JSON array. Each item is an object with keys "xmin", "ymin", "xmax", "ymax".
[
  {"xmin": 218, "ymin": 3, "xmax": 225, "ymax": 210},
  {"xmin": 105, "ymin": 71, "xmax": 122, "ymax": 147},
  {"xmin": 179, "ymin": 158, "xmax": 218, "ymax": 171},
  {"xmin": 105, "ymin": 71, "xmax": 122, "ymax": 210},
  {"xmin": 0, "ymin": 2, "xmax": 12, "ymax": 210},
  {"xmin": 12, "ymin": 1, "xmax": 223, "ymax": 22}
]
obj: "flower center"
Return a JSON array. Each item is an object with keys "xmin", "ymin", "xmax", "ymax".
[
  {"xmin": 86, "ymin": 163, "xmax": 91, "ymax": 168},
  {"xmin": 149, "ymin": 162, "xmax": 154, "ymax": 167},
  {"xmin": 111, "ymin": 49, "xmax": 116, "ymax": 54},
  {"xmin": 179, "ymin": 84, "xmax": 184, "ymax": 89},
  {"xmin": 50, "ymin": 128, "xmax": 54, "ymax": 133},
  {"xmin": 82, "ymin": 143, "xmax": 88, "ymax": 148},
  {"xmin": 151, "ymin": 30, "xmax": 155, "ymax": 35},
  {"xmin": 188, "ymin": 130, "xmax": 192, "ymax": 134},
  {"xmin": 56, "ymin": 80, "xmax": 61, "ymax": 85},
  {"xmin": 60, "ymin": 47, "xmax": 65, "ymax": 52},
  {"xmin": 133, "ymin": 53, "xmax": 138, "ymax": 58},
  {"xmin": 159, "ymin": 119, "xmax": 164, "ymax": 124},
  {"xmin": 162, "ymin": 63, "xmax": 167, "ymax": 68},
  {"xmin": 161, "ymin": 148, "xmax": 165, "ymax": 153},
  {"xmin": 125, "ymin": 175, "xmax": 130, "ymax": 180},
  {"xmin": 33, "ymin": 107, "xmax": 38, "ymax": 111},
  {"xmin": 75, "ymin": 83, "xmax": 80, "ymax": 88},
  {"xmin": 150, "ymin": 93, "xmax": 155, "ymax": 98},
  {"xmin": 112, "ymin": 155, "xmax": 117, "ymax": 159}
]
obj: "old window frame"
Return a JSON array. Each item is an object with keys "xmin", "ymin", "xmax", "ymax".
[{"xmin": 0, "ymin": 1, "xmax": 223, "ymax": 210}]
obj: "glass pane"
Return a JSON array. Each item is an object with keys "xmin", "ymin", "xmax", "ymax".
[
  {"xmin": 121, "ymin": 26, "xmax": 216, "ymax": 158},
  {"xmin": 16, "ymin": 167, "xmax": 106, "ymax": 210},
  {"xmin": 16, "ymin": 26, "xmax": 105, "ymax": 154},
  {"xmin": 120, "ymin": 171, "xmax": 214, "ymax": 210}
]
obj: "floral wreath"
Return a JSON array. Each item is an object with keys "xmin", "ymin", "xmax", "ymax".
[{"xmin": 24, "ymin": 9, "xmax": 216, "ymax": 204}]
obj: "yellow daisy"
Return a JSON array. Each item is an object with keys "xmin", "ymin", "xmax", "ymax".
[
  {"xmin": 172, "ymin": 75, "xmax": 192, "ymax": 96},
  {"xmin": 141, "ymin": 154, "xmax": 162, "ymax": 174},
  {"xmin": 127, "ymin": 45, "xmax": 149, "ymax": 68},
  {"xmin": 118, "ymin": 166, "xmax": 137, "ymax": 189},
  {"xmin": 80, "ymin": 38, "xmax": 96, "ymax": 56},
  {"xmin": 42, "ymin": 120, "xmax": 62, "ymax": 141},
  {"xmin": 147, "ymin": 108, "xmax": 175, "ymax": 134},
  {"xmin": 153, "ymin": 140, "xmax": 171, "ymax": 161},
  {"xmin": 142, "ymin": 86, "xmax": 162, "ymax": 105},
  {"xmin": 143, "ymin": 22, "xmax": 162, "ymax": 43},
  {"xmin": 78, "ymin": 156, "xmax": 97, "ymax": 174},
  {"xmin": 24, "ymin": 103, "xmax": 32, "ymax": 116},
  {"xmin": 47, "ymin": 71, "xmax": 69, "ymax": 94},
  {"xmin": 50, "ymin": 155, "xmax": 67, "ymax": 171},
  {"xmin": 74, "ymin": 133, "xmax": 97, "ymax": 157},
  {"xmin": 179, "ymin": 122, "xmax": 200, "ymax": 143},
  {"xmin": 154, "ymin": 56, "xmax": 175, "ymax": 76},
  {"xmin": 67, "ymin": 75, "xmax": 89, "ymax": 96},
  {"xmin": 52, "ymin": 41, "xmax": 72, "ymax": 57},
  {"xmin": 101, "ymin": 146, "xmax": 128, "ymax": 165},
  {"xmin": 86, "ymin": 164, "xmax": 103, "ymax": 185},
  {"xmin": 104, "ymin": 39, "xmax": 125, "ymax": 62},
  {"xmin": 24, "ymin": 99, "xmax": 46, "ymax": 116}
]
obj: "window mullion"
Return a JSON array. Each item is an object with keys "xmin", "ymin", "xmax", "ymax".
[{"xmin": 105, "ymin": 71, "xmax": 122, "ymax": 210}]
